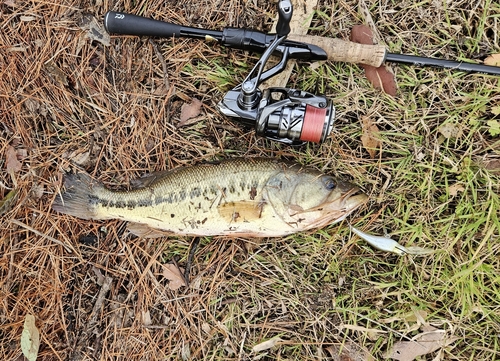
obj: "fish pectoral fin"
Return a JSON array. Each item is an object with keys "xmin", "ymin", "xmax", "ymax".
[{"xmin": 127, "ymin": 222, "xmax": 173, "ymax": 238}]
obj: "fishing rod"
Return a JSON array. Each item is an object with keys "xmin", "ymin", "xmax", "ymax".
[{"xmin": 104, "ymin": 1, "xmax": 500, "ymax": 145}]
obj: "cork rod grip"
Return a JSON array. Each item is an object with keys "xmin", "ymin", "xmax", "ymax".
[{"xmin": 288, "ymin": 34, "xmax": 387, "ymax": 67}]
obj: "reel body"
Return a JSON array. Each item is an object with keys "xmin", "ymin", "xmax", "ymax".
[{"xmin": 219, "ymin": 87, "xmax": 334, "ymax": 145}]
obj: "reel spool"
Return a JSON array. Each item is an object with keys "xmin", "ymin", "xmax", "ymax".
[{"xmin": 256, "ymin": 88, "xmax": 334, "ymax": 145}]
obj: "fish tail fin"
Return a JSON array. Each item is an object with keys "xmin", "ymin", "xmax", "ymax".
[{"xmin": 52, "ymin": 173, "xmax": 104, "ymax": 220}]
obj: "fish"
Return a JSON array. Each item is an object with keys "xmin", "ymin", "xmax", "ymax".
[{"xmin": 52, "ymin": 158, "xmax": 368, "ymax": 238}]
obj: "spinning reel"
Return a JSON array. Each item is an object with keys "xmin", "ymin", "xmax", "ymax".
[
  {"xmin": 104, "ymin": 0, "xmax": 336, "ymax": 145},
  {"xmin": 217, "ymin": 0, "xmax": 335, "ymax": 145}
]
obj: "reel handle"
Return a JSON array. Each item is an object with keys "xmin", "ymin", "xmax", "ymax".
[{"xmin": 276, "ymin": 0, "xmax": 293, "ymax": 37}]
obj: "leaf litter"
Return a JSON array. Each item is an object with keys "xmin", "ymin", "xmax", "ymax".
[
  {"xmin": 387, "ymin": 326, "xmax": 458, "ymax": 361},
  {"xmin": 252, "ymin": 336, "xmax": 282, "ymax": 353},
  {"xmin": 360, "ymin": 116, "xmax": 380, "ymax": 159},
  {"xmin": 162, "ymin": 263, "xmax": 187, "ymax": 290},
  {"xmin": 21, "ymin": 314, "xmax": 40, "ymax": 361},
  {"xmin": 324, "ymin": 341, "xmax": 374, "ymax": 361},
  {"xmin": 178, "ymin": 98, "xmax": 203, "ymax": 127},
  {"xmin": 484, "ymin": 53, "xmax": 500, "ymax": 66},
  {"xmin": 5, "ymin": 145, "xmax": 22, "ymax": 175}
]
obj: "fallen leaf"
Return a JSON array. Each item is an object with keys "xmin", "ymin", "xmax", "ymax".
[
  {"xmin": 387, "ymin": 327, "xmax": 458, "ymax": 361},
  {"xmin": 486, "ymin": 119, "xmax": 500, "ymax": 136},
  {"xmin": 5, "ymin": 145, "xmax": 22, "ymax": 174},
  {"xmin": 21, "ymin": 314, "xmax": 40, "ymax": 361},
  {"xmin": 201, "ymin": 322, "xmax": 211, "ymax": 334},
  {"xmin": 324, "ymin": 341, "xmax": 374, "ymax": 361},
  {"xmin": 162, "ymin": 264, "xmax": 186, "ymax": 290},
  {"xmin": 179, "ymin": 98, "xmax": 203, "ymax": 127},
  {"xmin": 484, "ymin": 53, "xmax": 500, "ymax": 67},
  {"xmin": 62, "ymin": 149, "xmax": 91, "ymax": 166},
  {"xmin": 438, "ymin": 123, "xmax": 463, "ymax": 139},
  {"xmin": 360, "ymin": 116, "xmax": 380, "ymax": 159},
  {"xmin": 350, "ymin": 25, "xmax": 397, "ymax": 96},
  {"xmin": 252, "ymin": 336, "xmax": 282, "ymax": 353},
  {"xmin": 31, "ymin": 183, "xmax": 45, "ymax": 200},
  {"xmin": 141, "ymin": 310, "xmax": 152, "ymax": 326},
  {"xmin": 44, "ymin": 60, "xmax": 69, "ymax": 86},
  {"xmin": 80, "ymin": 13, "xmax": 110, "ymax": 46},
  {"xmin": 181, "ymin": 342, "xmax": 191, "ymax": 360},
  {"xmin": 483, "ymin": 158, "xmax": 500, "ymax": 172},
  {"xmin": 350, "ymin": 24, "xmax": 374, "ymax": 45},
  {"xmin": 491, "ymin": 105, "xmax": 500, "ymax": 116},
  {"xmin": 449, "ymin": 183, "xmax": 465, "ymax": 196}
]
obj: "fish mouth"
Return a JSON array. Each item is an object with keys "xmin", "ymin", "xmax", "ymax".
[
  {"xmin": 304, "ymin": 186, "xmax": 368, "ymax": 229},
  {"xmin": 340, "ymin": 186, "xmax": 368, "ymax": 210}
]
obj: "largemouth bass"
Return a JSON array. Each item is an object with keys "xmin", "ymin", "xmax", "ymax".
[{"xmin": 53, "ymin": 158, "xmax": 367, "ymax": 238}]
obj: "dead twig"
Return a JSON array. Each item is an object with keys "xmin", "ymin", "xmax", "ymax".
[
  {"xmin": 10, "ymin": 219, "xmax": 75, "ymax": 253},
  {"xmin": 149, "ymin": 38, "xmax": 170, "ymax": 91}
]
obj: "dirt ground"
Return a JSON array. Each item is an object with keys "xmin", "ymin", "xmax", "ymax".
[{"xmin": 1, "ymin": 0, "xmax": 500, "ymax": 360}]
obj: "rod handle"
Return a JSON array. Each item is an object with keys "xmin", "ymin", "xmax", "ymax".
[
  {"xmin": 288, "ymin": 34, "xmax": 387, "ymax": 67},
  {"xmin": 104, "ymin": 11, "xmax": 182, "ymax": 37}
]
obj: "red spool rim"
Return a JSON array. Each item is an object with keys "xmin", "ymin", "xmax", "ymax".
[{"xmin": 300, "ymin": 105, "xmax": 326, "ymax": 143}]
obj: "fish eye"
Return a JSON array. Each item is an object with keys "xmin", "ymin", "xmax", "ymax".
[{"xmin": 322, "ymin": 176, "xmax": 336, "ymax": 190}]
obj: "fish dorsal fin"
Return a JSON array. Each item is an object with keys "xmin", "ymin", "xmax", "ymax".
[{"xmin": 130, "ymin": 169, "xmax": 178, "ymax": 189}]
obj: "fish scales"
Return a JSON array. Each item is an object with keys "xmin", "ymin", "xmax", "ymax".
[{"xmin": 53, "ymin": 158, "xmax": 367, "ymax": 238}]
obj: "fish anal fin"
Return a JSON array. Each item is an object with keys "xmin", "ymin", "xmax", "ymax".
[{"xmin": 127, "ymin": 222, "xmax": 173, "ymax": 238}]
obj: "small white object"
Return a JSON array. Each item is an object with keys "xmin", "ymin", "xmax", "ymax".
[
  {"xmin": 350, "ymin": 225, "xmax": 408, "ymax": 255},
  {"xmin": 350, "ymin": 225, "xmax": 434, "ymax": 255}
]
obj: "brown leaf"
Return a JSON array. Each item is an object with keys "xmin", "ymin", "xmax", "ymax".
[
  {"xmin": 5, "ymin": 145, "xmax": 22, "ymax": 174},
  {"xmin": 350, "ymin": 25, "xmax": 397, "ymax": 96},
  {"xmin": 484, "ymin": 159, "xmax": 500, "ymax": 172},
  {"xmin": 62, "ymin": 149, "xmax": 91, "ymax": 166},
  {"xmin": 360, "ymin": 116, "xmax": 380, "ymax": 159},
  {"xmin": 387, "ymin": 327, "xmax": 458, "ymax": 361},
  {"xmin": 179, "ymin": 98, "xmax": 203, "ymax": 127},
  {"xmin": 141, "ymin": 310, "xmax": 152, "ymax": 326},
  {"xmin": 324, "ymin": 341, "xmax": 374, "ymax": 361},
  {"xmin": 162, "ymin": 264, "xmax": 186, "ymax": 290},
  {"xmin": 350, "ymin": 24, "xmax": 374, "ymax": 44},
  {"xmin": 484, "ymin": 53, "xmax": 500, "ymax": 67},
  {"xmin": 449, "ymin": 183, "xmax": 465, "ymax": 196},
  {"xmin": 44, "ymin": 60, "xmax": 69, "ymax": 86},
  {"xmin": 80, "ymin": 13, "xmax": 110, "ymax": 46}
]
